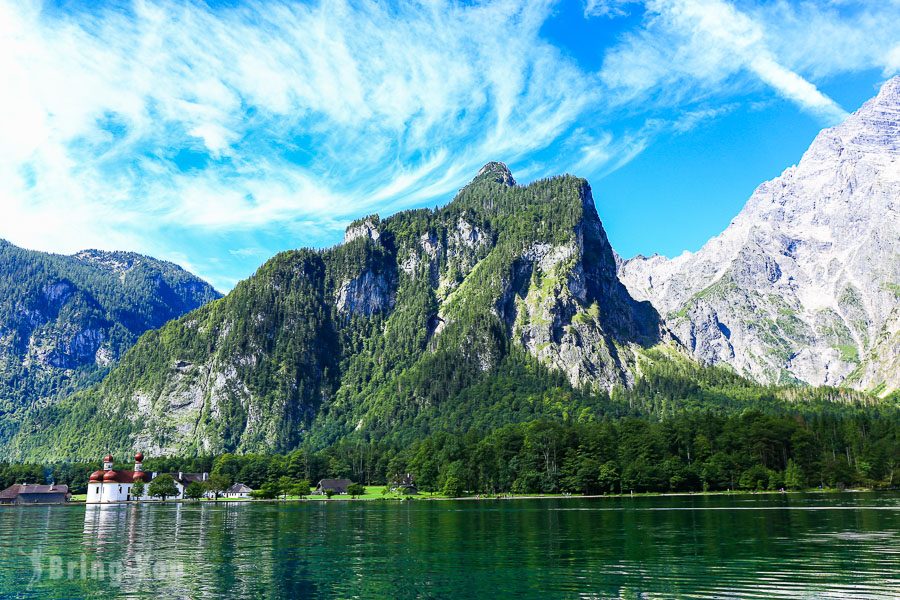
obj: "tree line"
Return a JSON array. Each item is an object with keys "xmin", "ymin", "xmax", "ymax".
[{"xmin": 3, "ymin": 408, "xmax": 894, "ymax": 498}]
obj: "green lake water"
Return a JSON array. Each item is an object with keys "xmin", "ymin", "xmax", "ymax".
[{"xmin": 0, "ymin": 492, "xmax": 897, "ymax": 599}]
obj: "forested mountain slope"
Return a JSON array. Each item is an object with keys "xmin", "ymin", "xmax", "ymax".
[
  {"xmin": 0, "ymin": 241, "xmax": 220, "ymax": 418},
  {"xmin": 5, "ymin": 164, "xmax": 669, "ymax": 460}
]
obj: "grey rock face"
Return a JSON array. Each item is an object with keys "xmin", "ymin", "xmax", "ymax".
[
  {"xmin": 336, "ymin": 270, "xmax": 395, "ymax": 316},
  {"xmin": 344, "ymin": 217, "xmax": 381, "ymax": 244},
  {"xmin": 502, "ymin": 184, "xmax": 666, "ymax": 391},
  {"xmin": 618, "ymin": 77, "xmax": 900, "ymax": 395},
  {"xmin": 513, "ymin": 239, "xmax": 630, "ymax": 390},
  {"xmin": 475, "ymin": 161, "xmax": 517, "ymax": 186}
]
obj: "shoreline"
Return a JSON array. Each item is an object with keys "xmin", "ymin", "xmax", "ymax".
[{"xmin": 2, "ymin": 487, "xmax": 890, "ymax": 508}]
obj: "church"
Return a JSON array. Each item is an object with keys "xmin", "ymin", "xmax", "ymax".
[
  {"xmin": 86, "ymin": 452, "xmax": 211, "ymax": 503},
  {"xmin": 86, "ymin": 452, "xmax": 152, "ymax": 503}
]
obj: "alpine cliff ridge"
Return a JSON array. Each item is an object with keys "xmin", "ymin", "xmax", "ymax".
[
  {"xmin": 5, "ymin": 165, "xmax": 669, "ymax": 459},
  {"xmin": 618, "ymin": 77, "xmax": 900, "ymax": 396}
]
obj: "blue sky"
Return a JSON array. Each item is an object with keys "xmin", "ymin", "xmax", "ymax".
[{"xmin": 0, "ymin": 0, "xmax": 898, "ymax": 291}]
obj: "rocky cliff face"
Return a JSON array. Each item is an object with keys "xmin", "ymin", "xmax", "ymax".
[
  {"xmin": 0, "ymin": 241, "xmax": 221, "ymax": 414},
  {"xmin": 7, "ymin": 164, "xmax": 665, "ymax": 459},
  {"xmin": 505, "ymin": 184, "xmax": 661, "ymax": 390},
  {"xmin": 618, "ymin": 77, "xmax": 900, "ymax": 396}
]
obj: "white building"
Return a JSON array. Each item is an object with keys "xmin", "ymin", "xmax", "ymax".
[
  {"xmin": 86, "ymin": 453, "xmax": 151, "ymax": 503},
  {"xmin": 172, "ymin": 472, "xmax": 210, "ymax": 498},
  {"xmin": 86, "ymin": 452, "xmax": 215, "ymax": 502},
  {"xmin": 223, "ymin": 483, "xmax": 253, "ymax": 498}
]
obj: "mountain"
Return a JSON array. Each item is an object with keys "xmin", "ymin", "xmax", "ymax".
[
  {"xmin": 5, "ymin": 164, "xmax": 668, "ymax": 460},
  {"xmin": 0, "ymin": 241, "xmax": 221, "ymax": 417},
  {"xmin": 618, "ymin": 77, "xmax": 900, "ymax": 396}
]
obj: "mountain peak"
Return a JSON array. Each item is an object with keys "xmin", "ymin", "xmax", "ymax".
[
  {"xmin": 876, "ymin": 75, "xmax": 900, "ymax": 101},
  {"xmin": 344, "ymin": 216, "xmax": 381, "ymax": 244},
  {"xmin": 786, "ymin": 75, "xmax": 900, "ymax": 163},
  {"xmin": 864, "ymin": 76, "xmax": 900, "ymax": 118},
  {"xmin": 474, "ymin": 161, "xmax": 516, "ymax": 186},
  {"xmin": 618, "ymin": 79, "xmax": 900, "ymax": 395},
  {"xmin": 848, "ymin": 75, "xmax": 900, "ymax": 122}
]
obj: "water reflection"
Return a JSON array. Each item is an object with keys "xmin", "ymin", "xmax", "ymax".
[{"xmin": 0, "ymin": 493, "xmax": 895, "ymax": 598}]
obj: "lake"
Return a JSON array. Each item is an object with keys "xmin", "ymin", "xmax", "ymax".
[{"xmin": 0, "ymin": 492, "xmax": 897, "ymax": 598}]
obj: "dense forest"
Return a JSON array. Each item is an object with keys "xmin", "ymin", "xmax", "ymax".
[
  {"xmin": 2, "ymin": 165, "xmax": 896, "ymax": 485},
  {"xmin": 7, "ymin": 393, "xmax": 896, "ymax": 496}
]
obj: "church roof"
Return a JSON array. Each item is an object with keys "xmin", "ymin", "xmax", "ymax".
[
  {"xmin": 92, "ymin": 471, "xmax": 149, "ymax": 484},
  {"xmin": 170, "ymin": 473, "xmax": 207, "ymax": 485}
]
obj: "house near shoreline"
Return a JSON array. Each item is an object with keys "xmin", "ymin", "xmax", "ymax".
[
  {"xmin": 224, "ymin": 483, "xmax": 254, "ymax": 498},
  {"xmin": 389, "ymin": 473, "xmax": 418, "ymax": 495},
  {"xmin": 0, "ymin": 484, "xmax": 70, "ymax": 505},
  {"xmin": 173, "ymin": 471, "xmax": 210, "ymax": 495},
  {"xmin": 86, "ymin": 453, "xmax": 211, "ymax": 503},
  {"xmin": 315, "ymin": 479, "xmax": 354, "ymax": 495}
]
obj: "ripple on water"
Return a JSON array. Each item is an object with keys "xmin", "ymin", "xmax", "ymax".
[{"xmin": 0, "ymin": 493, "xmax": 897, "ymax": 599}]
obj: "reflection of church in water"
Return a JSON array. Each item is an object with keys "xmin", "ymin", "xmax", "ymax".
[
  {"xmin": 82, "ymin": 501, "xmax": 188, "ymax": 588},
  {"xmin": 82, "ymin": 489, "xmax": 242, "ymax": 594}
]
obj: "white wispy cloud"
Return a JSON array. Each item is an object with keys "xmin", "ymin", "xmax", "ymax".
[
  {"xmin": 0, "ymin": 0, "xmax": 898, "ymax": 290},
  {"xmin": 571, "ymin": 130, "xmax": 653, "ymax": 178},
  {"xmin": 757, "ymin": 1, "xmax": 900, "ymax": 81},
  {"xmin": 0, "ymin": 0, "xmax": 597, "ymax": 288},
  {"xmin": 887, "ymin": 45, "xmax": 900, "ymax": 76},
  {"xmin": 597, "ymin": 0, "xmax": 900, "ymax": 122},
  {"xmin": 584, "ymin": 0, "xmax": 642, "ymax": 18}
]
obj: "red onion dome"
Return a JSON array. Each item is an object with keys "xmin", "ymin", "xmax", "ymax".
[
  {"xmin": 103, "ymin": 454, "xmax": 114, "ymax": 463},
  {"xmin": 133, "ymin": 472, "xmax": 146, "ymax": 481},
  {"xmin": 103, "ymin": 471, "xmax": 118, "ymax": 482},
  {"xmin": 134, "ymin": 452, "xmax": 144, "ymax": 463},
  {"xmin": 89, "ymin": 470, "xmax": 105, "ymax": 482}
]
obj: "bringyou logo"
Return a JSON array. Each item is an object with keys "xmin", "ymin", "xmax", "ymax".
[{"xmin": 25, "ymin": 549, "xmax": 184, "ymax": 588}]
